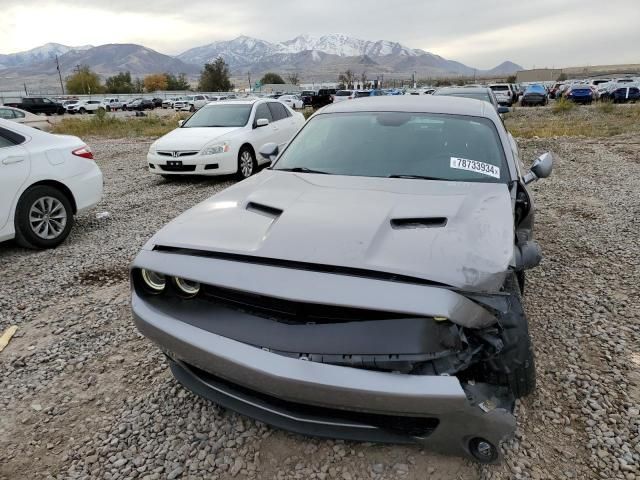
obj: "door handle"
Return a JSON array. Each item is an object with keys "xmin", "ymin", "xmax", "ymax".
[{"xmin": 2, "ymin": 156, "xmax": 25, "ymax": 165}]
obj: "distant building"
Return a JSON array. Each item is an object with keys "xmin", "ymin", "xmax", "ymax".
[{"xmin": 516, "ymin": 69, "xmax": 563, "ymax": 83}]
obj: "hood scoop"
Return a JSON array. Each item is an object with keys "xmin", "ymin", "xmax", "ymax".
[
  {"xmin": 390, "ymin": 217, "xmax": 448, "ymax": 229},
  {"xmin": 246, "ymin": 202, "xmax": 283, "ymax": 219}
]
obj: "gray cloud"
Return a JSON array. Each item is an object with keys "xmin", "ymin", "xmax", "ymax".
[{"xmin": 2, "ymin": 0, "xmax": 639, "ymax": 69}]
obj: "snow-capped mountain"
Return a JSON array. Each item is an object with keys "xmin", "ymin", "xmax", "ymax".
[
  {"xmin": 177, "ymin": 34, "xmax": 429, "ymax": 66},
  {"xmin": 0, "ymin": 43, "xmax": 92, "ymax": 69},
  {"xmin": 278, "ymin": 34, "xmax": 425, "ymax": 58}
]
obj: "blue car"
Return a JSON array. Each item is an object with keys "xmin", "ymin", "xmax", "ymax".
[
  {"xmin": 566, "ymin": 85, "xmax": 594, "ymax": 104},
  {"xmin": 602, "ymin": 86, "xmax": 640, "ymax": 103},
  {"xmin": 520, "ymin": 84, "xmax": 548, "ymax": 107}
]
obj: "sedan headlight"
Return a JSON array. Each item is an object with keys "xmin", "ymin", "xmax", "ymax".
[{"xmin": 201, "ymin": 142, "xmax": 230, "ymax": 156}]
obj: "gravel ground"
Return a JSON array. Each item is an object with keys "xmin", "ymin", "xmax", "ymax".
[{"xmin": 1, "ymin": 129, "xmax": 639, "ymax": 480}]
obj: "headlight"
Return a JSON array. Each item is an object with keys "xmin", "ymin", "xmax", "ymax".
[
  {"xmin": 141, "ymin": 269, "xmax": 166, "ymax": 293},
  {"xmin": 173, "ymin": 277, "xmax": 201, "ymax": 297},
  {"xmin": 201, "ymin": 142, "xmax": 230, "ymax": 156}
]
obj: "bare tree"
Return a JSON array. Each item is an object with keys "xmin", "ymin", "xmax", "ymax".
[
  {"xmin": 338, "ymin": 69, "xmax": 356, "ymax": 89},
  {"xmin": 360, "ymin": 70, "xmax": 367, "ymax": 89},
  {"xmin": 286, "ymin": 72, "xmax": 300, "ymax": 85}
]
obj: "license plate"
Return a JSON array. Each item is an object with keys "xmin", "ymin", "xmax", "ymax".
[{"xmin": 167, "ymin": 160, "xmax": 182, "ymax": 167}]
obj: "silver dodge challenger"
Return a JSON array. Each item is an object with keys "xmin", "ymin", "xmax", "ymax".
[{"xmin": 131, "ymin": 96, "xmax": 553, "ymax": 463}]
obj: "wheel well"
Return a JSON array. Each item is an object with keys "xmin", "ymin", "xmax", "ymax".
[
  {"xmin": 239, "ymin": 143, "xmax": 255, "ymax": 159},
  {"xmin": 28, "ymin": 180, "xmax": 77, "ymax": 214}
]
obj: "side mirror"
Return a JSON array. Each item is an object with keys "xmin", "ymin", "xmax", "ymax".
[
  {"xmin": 498, "ymin": 106, "xmax": 510, "ymax": 114},
  {"xmin": 178, "ymin": 120, "xmax": 184, "ymax": 127},
  {"xmin": 259, "ymin": 142, "xmax": 279, "ymax": 161},
  {"xmin": 255, "ymin": 118, "xmax": 270, "ymax": 128},
  {"xmin": 524, "ymin": 152, "xmax": 554, "ymax": 184}
]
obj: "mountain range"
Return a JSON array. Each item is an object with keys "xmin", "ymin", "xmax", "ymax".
[{"xmin": 0, "ymin": 35, "xmax": 522, "ymax": 90}]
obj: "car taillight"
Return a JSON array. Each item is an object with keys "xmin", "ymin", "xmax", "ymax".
[{"xmin": 72, "ymin": 146, "xmax": 94, "ymax": 160}]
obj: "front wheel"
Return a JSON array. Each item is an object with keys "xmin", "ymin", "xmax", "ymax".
[
  {"xmin": 79, "ymin": 107, "xmax": 86, "ymax": 114},
  {"xmin": 14, "ymin": 185, "xmax": 74, "ymax": 249},
  {"xmin": 237, "ymin": 148, "xmax": 256, "ymax": 179}
]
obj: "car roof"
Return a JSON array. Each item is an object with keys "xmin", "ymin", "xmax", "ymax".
[
  {"xmin": 435, "ymin": 87, "xmax": 492, "ymax": 95},
  {"xmin": 319, "ymin": 95, "xmax": 497, "ymax": 120}
]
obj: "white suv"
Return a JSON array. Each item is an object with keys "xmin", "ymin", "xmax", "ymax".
[
  {"xmin": 175, "ymin": 95, "xmax": 209, "ymax": 112},
  {"xmin": 68, "ymin": 100, "xmax": 104, "ymax": 114},
  {"xmin": 489, "ymin": 84, "xmax": 514, "ymax": 106}
]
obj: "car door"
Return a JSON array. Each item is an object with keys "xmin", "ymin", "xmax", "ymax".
[
  {"xmin": 268, "ymin": 102, "xmax": 298, "ymax": 146},
  {"xmin": 250, "ymin": 103, "xmax": 277, "ymax": 164},
  {"xmin": 0, "ymin": 126, "xmax": 30, "ymax": 232}
]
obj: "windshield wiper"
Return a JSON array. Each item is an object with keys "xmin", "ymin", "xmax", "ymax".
[
  {"xmin": 388, "ymin": 174, "xmax": 443, "ymax": 180},
  {"xmin": 277, "ymin": 167, "xmax": 331, "ymax": 175}
]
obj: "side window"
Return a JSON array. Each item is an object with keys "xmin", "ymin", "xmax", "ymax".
[
  {"xmin": 13, "ymin": 110, "xmax": 25, "ymax": 119},
  {"xmin": 23, "ymin": 98, "xmax": 33, "ymax": 104},
  {"xmin": 254, "ymin": 103, "xmax": 273, "ymax": 123},
  {"xmin": 268, "ymin": 102, "xmax": 288, "ymax": 122},
  {"xmin": 0, "ymin": 108, "xmax": 16, "ymax": 119},
  {"xmin": 0, "ymin": 127, "xmax": 26, "ymax": 147},
  {"xmin": 42, "ymin": 98, "xmax": 52, "ymax": 104}
]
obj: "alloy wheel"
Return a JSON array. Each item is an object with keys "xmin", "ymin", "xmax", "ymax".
[
  {"xmin": 240, "ymin": 151, "xmax": 254, "ymax": 178},
  {"xmin": 29, "ymin": 196, "xmax": 67, "ymax": 240}
]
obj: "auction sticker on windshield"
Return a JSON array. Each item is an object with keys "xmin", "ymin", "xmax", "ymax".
[{"xmin": 450, "ymin": 157, "xmax": 500, "ymax": 179}]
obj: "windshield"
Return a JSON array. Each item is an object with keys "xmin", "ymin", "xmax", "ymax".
[
  {"xmin": 490, "ymin": 85, "xmax": 509, "ymax": 91},
  {"xmin": 182, "ymin": 104, "xmax": 252, "ymax": 128},
  {"xmin": 274, "ymin": 112, "xmax": 508, "ymax": 183},
  {"xmin": 336, "ymin": 90, "xmax": 353, "ymax": 96}
]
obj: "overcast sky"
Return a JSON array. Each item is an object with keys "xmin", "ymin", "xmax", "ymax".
[{"xmin": 2, "ymin": 0, "xmax": 639, "ymax": 69}]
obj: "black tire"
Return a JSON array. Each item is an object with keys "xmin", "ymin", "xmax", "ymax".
[
  {"xmin": 476, "ymin": 274, "xmax": 536, "ymax": 398},
  {"xmin": 190, "ymin": 105, "xmax": 195, "ymax": 112},
  {"xmin": 106, "ymin": 106, "xmax": 111, "ymax": 112},
  {"xmin": 79, "ymin": 107, "xmax": 86, "ymax": 114},
  {"xmin": 237, "ymin": 147, "xmax": 256, "ymax": 180},
  {"xmin": 14, "ymin": 185, "xmax": 74, "ymax": 249}
]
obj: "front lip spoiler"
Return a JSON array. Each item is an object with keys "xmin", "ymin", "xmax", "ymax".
[{"xmin": 132, "ymin": 290, "xmax": 516, "ymax": 462}]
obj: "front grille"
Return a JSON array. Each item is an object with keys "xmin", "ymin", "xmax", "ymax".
[
  {"xmin": 157, "ymin": 151, "xmax": 199, "ymax": 157},
  {"xmin": 159, "ymin": 164, "xmax": 197, "ymax": 172},
  {"xmin": 201, "ymin": 283, "xmax": 404, "ymax": 324}
]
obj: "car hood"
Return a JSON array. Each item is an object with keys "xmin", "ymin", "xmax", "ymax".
[
  {"xmin": 147, "ymin": 171, "xmax": 515, "ymax": 291},
  {"xmin": 153, "ymin": 127, "xmax": 241, "ymax": 151}
]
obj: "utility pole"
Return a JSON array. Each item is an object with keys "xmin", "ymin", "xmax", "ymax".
[
  {"xmin": 56, "ymin": 55, "xmax": 65, "ymax": 95},
  {"xmin": 23, "ymin": 83, "xmax": 28, "ymax": 96},
  {"xmin": 248, "ymin": 72, "xmax": 251, "ymax": 93}
]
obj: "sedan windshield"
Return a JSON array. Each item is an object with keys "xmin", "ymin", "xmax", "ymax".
[
  {"xmin": 273, "ymin": 112, "xmax": 508, "ymax": 183},
  {"xmin": 182, "ymin": 104, "xmax": 252, "ymax": 128}
]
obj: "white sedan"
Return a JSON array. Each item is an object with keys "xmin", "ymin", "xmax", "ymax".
[
  {"xmin": 0, "ymin": 119, "xmax": 103, "ymax": 249},
  {"xmin": 278, "ymin": 94, "xmax": 304, "ymax": 109},
  {"xmin": 148, "ymin": 99, "xmax": 305, "ymax": 179},
  {"xmin": 0, "ymin": 106, "xmax": 52, "ymax": 131}
]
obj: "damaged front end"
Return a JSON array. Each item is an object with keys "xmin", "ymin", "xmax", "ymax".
[{"xmin": 131, "ymin": 248, "xmax": 528, "ymax": 462}]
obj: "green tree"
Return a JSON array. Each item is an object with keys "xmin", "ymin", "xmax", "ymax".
[
  {"xmin": 104, "ymin": 72, "xmax": 134, "ymax": 94},
  {"xmin": 557, "ymin": 72, "xmax": 568, "ymax": 81},
  {"xmin": 260, "ymin": 72, "xmax": 285, "ymax": 84},
  {"xmin": 165, "ymin": 73, "xmax": 191, "ymax": 91},
  {"xmin": 133, "ymin": 77, "xmax": 144, "ymax": 93},
  {"xmin": 198, "ymin": 57, "xmax": 233, "ymax": 91},
  {"xmin": 506, "ymin": 75, "xmax": 517, "ymax": 83},
  {"xmin": 66, "ymin": 65, "xmax": 102, "ymax": 94}
]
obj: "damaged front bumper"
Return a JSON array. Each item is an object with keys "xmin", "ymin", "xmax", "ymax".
[{"xmin": 131, "ymin": 249, "xmax": 517, "ymax": 462}]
